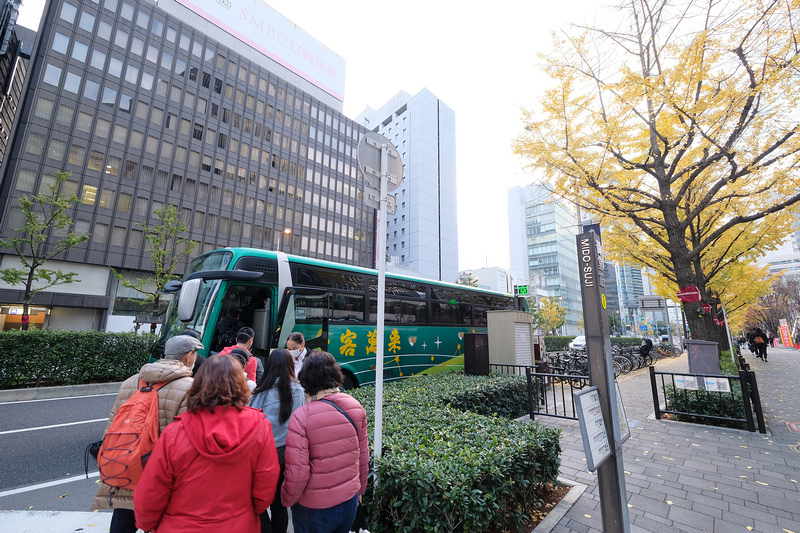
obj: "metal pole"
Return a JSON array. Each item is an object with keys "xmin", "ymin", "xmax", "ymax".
[
  {"xmin": 722, "ymin": 305, "xmax": 735, "ymax": 365},
  {"xmin": 373, "ymin": 143, "xmax": 389, "ymax": 462},
  {"xmin": 664, "ymin": 298, "xmax": 673, "ymax": 345}
]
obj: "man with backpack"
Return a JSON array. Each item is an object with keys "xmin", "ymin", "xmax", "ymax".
[
  {"xmin": 753, "ymin": 328, "xmax": 768, "ymax": 361},
  {"xmin": 91, "ymin": 335, "xmax": 200, "ymax": 533}
]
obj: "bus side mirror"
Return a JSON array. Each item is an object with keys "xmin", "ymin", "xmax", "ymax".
[
  {"xmin": 163, "ymin": 280, "xmax": 182, "ymax": 292},
  {"xmin": 178, "ymin": 279, "xmax": 201, "ymax": 322}
]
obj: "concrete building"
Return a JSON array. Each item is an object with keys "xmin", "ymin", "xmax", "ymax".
[
  {"xmin": 355, "ymin": 89, "xmax": 458, "ymax": 282},
  {"xmin": 508, "ymin": 183, "xmax": 581, "ymax": 335},
  {"xmin": 0, "ymin": 0, "xmax": 375, "ymax": 330},
  {"xmin": 459, "ymin": 266, "xmax": 512, "ymax": 293}
]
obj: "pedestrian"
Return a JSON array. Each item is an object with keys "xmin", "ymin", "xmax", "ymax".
[
  {"xmin": 90, "ymin": 335, "xmax": 199, "ymax": 533},
  {"xmin": 218, "ymin": 327, "xmax": 264, "ymax": 382},
  {"xmin": 768, "ymin": 332, "xmax": 775, "ymax": 348},
  {"xmin": 134, "ymin": 354, "xmax": 280, "ymax": 533},
  {"xmin": 250, "ymin": 348, "xmax": 306, "ymax": 533},
  {"xmin": 180, "ymin": 328, "xmax": 206, "ymax": 375},
  {"xmin": 230, "ymin": 347, "xmax": 258, "ymax": 390},
  {"xmin": 282, "ymin": 351, "xmax": 369, "ymax": 533},
  {"xmin": 753, "ymin": 328, "xmax": 768, "ymax": 361},
  {"xmin": 286, "ymin": 332, "xmax": 308, "ymax": 378}
]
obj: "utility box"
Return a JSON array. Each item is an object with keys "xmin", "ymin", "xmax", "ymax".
[
  {"xmin": 686, "ymin": 339, "xmax": 720, "ymax": 375},
  {"xmin": 487, "ymin": 310, "xmax": 535, "ymax": 366},
  {"xmin": 464, "ymin": 333, "xmax": 489, "ymax": 375}
]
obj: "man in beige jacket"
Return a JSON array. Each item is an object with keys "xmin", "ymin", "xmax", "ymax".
[{"xmin": 91, "ymin": 335, "xmax": 200, "ymax": 533}]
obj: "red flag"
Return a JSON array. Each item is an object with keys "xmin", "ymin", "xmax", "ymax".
[{"xmin": 677, "ymin": 286, "xmax": 701, "ymax": 303}]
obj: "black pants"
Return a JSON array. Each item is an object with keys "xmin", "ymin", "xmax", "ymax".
[
  {"xmin": 261, "ymin": 463, "xmax": 287, "ymax": 533},
  {"xmin": 109, "ymin": 508, "xmax": 137, "ymax": 533}
]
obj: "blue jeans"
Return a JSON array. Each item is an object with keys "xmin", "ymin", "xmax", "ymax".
[{"xmin": 291, "ymin": 493, "xmax": 358, "ymax": 533}]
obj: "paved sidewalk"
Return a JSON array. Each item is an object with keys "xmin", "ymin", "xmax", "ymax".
[{"xmin": 532, "ymin": 345, "xmax": 800, "ymax": 533}]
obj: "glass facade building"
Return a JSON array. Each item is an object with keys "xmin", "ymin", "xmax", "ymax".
[{"xmin": 0, "ymin": 0, "xmax": 375, "ymax": 330}]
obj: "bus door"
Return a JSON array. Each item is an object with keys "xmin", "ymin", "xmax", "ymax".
[
  {"xmin": 211, "ymin": 282, "xmax": 275, "ymax": 354},
  {"xmin": 273, "ymin": 288, "xmax": 329, "ymax": 352}
]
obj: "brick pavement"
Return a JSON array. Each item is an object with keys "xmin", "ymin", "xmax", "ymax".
[{"xmin": 531, "ymin": 345, "xmax": 800, "ymax": 533}]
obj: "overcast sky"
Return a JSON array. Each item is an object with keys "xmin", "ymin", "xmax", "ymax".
[{"xmin": 17, "ymin": 0, "xmax": 604, "ymax": 274}]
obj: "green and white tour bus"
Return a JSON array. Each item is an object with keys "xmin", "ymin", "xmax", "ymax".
[{"xmin": 154, "ymin": 247, "xmax": 525, "ymax": 388}]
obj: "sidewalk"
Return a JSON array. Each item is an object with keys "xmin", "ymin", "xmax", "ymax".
[{"xmin": 532, "ymin": 345, "xmax": 800, "ymax": 532}]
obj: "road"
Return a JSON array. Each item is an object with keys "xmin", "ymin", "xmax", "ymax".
[{"xmin": 0, "ymin": 392, "xmax": 116, "ymax": 531}]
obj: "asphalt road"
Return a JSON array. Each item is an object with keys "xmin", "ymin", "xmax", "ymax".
[{"xmin": 0, "ymin": 393, "xmax": 116, "ymax": 512}]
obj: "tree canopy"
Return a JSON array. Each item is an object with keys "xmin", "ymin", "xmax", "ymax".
[
  {"xmin": 514, "ymin": 0, "xmax": 800, "ymax": 344},
  {"xmin": 531, "ymin": 296, "xmax": 567, "ymax": 335}
]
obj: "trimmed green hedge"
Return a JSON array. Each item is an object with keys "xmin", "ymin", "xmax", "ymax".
[
  {"xmin": 545, "ymin": 335, "xmax": 641, "ymax": 351},
  {"xmin": 664, "ymin": 382, "xmax": 746, "ymax": 430},
  {"xmin": 351, "ymin": 373, "xmax": 561, "ymax": 532},
  {"xmin": 0, "ymin": 330, "xmax": 155, "ymax": 388}
]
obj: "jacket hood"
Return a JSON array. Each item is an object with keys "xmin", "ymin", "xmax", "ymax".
[
  {"xmin": 138, "ymin": 359, "xmax": 193, "ymax": 384},
  {"xmin": 180, "ymin": 406, "xmax": 265, "ymax": 459}
]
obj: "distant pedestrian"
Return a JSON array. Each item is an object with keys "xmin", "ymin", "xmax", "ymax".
[
  {"xmin": 753, "ymin": 328, "xmax": 768, "ymax": 361},
  {"xmin": 91, "ymin": 335, "xmax": 199, "ymax": 533},
  {"xmin": 250, "ymin": 348, "xmax": 306, "ymax": 533},
  {"xmin": 768, "ymin": 332, "xmax": 775, "ymax": 347},
  {"xmin": 134, "ymin": 354, "xmax": 280, "ymax": 533},
  {"xmin": 282, "ymin": 351, "xmax": 369, "ymax": 533}
]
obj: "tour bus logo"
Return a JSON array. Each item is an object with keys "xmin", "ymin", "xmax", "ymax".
[{"xmin": 214, "ymin": 0, "xmax": 232, "ymax": 11}]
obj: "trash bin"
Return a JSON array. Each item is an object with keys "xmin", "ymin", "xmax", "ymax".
[{"xmin": 464, "ymin": 333, "xmax": 489, "ymax": 375}]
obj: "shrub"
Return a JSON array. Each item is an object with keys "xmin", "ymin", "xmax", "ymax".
[
  {"xmin": 351, "ymin": 373, "xmax": 561, "ymax": 532},
  {"xmin": 0, "ymin": 330, "xmax": 155, "ymax": 388},
  {"xmin": 663, "ymin": 382, "xmax": 747, "ymax": 430}
]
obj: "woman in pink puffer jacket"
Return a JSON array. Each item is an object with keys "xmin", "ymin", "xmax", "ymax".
[{"xmin": 281, "ymin": 351, "xmax": 369, "ymax": 533}]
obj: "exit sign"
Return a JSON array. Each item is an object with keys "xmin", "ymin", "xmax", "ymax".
[{"xmin": 517, "ymin": 285, "xmax": 528, "ymax": 295}]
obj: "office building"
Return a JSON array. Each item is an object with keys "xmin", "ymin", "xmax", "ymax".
[
  {"xmin": 355, "ymin": 89, "xmax": 458, "ymax": 282},
  {"xmin": 0, "ymin": 0, "xmax": 374, "ymax": 330},
  {"xmin": 508, "ymin": 183, "xmax": 581, "ymax": 335}
]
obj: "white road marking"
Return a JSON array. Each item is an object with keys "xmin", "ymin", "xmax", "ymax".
[
  {"xmin": 0, "ymin": 472, "xmax": 100, "ymax": 498},
  {"xmin": 0, "ymin": 393, "xmax": 117, "ymax": 405},
  {"xmin": 0, "ymin": 419, "xmax": 106, "ymax": 435}
]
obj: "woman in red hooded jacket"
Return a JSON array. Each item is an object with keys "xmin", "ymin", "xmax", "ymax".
[{"xmin": 134, "ymin": 354, "xmax": 280, "ymax": 533}]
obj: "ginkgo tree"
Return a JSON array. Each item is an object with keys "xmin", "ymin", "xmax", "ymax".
[
  {"xmin": 514, "ymin": 0, "xmax": 800, "ymax": 346},
  {"xmin": 531, "ymin": 296, "xmax": 567, "ymax": 335}
]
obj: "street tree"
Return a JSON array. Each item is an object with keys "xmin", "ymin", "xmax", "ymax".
[
  {"xmin": 514, "ymin": 0, "xmax": 800, "ymax": 345},
  {"xmin": 532, "ymin": 296, "xmax": 567, "ymax": 335},
  {"xmin": 0, "ymin": 171, "xmax": 89, "ymax": 330},
  {"xmin": 455, "ymin": 271, "xmax": 479, "ymax": 287},
  {"xmin": 112, "ymin": 204, "xmax": 197, "ymax": 315}
]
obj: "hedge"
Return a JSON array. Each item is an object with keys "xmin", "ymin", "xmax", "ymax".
[
  {"xmin": 664, "ymin": 382, "xmax": 747, "ymax": 430},
  {"xmin": 544, "ymin": 335, "xmax": 641, "ymax": 351},
  {"xmin": 0, "ymin": 330, "xmax": 155, "ymax": 388},
  {"xmin": 350, "ymin": 373, "xmax": 561, "ymax": 532}
]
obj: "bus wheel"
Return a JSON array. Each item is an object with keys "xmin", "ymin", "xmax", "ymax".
[{"xmin": 342, "ymin": 372, "xmax": 358, "ymax": 390}]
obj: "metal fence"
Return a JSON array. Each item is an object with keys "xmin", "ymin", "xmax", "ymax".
[
  {"xmin": 490, "ymin": 363, "xmax": 587, "ymax": 420},
  {"xmin": 649, "ymin": 366, "xmax": 766, "ymax": 433}
]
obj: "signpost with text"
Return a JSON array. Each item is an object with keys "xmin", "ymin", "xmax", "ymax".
[{"xmin": 576, "ymin": 231, "xmax": 630, "ymax": 532}]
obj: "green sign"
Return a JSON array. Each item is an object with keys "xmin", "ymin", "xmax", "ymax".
[{"xmin": 517, "ymin": 285, "xmax": 528, "ymax": 295}]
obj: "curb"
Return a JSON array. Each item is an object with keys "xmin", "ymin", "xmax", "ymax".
[
  {"xmin": 533, "ymin": 476, "xmax": 588, "ymax": 532},
  {"xmin": 0, "ymin": 382, "xmax": 123, "ymax": 403}
]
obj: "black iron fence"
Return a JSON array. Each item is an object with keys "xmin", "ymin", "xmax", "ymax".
[
  {"xmin": 490, "ymin": 363, "xmax": 587, "ymax": 420},
  {"xmin": 649, "ymin": 366, "xmax": 766, "ymax": 433}
]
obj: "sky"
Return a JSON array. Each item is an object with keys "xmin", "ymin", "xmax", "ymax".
[{"xmin": 17, "ymin": 0, "xmax": 604, "ymax": 274}]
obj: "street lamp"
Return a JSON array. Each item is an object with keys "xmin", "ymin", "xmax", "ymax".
[{"xmin": 277, "ymin": 228, "xmax": 291, "ymax": 251}]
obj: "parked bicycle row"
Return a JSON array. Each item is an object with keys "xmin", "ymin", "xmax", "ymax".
[{"xmin": 547, "ymin": 340, "xmax": 680, "ymax": 381}]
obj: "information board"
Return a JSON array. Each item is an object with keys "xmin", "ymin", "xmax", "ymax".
[{"xmin": 575, "ymin": 386, "xmax": 611, "ymax": 471}]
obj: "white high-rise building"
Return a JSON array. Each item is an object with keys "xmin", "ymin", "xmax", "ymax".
[{"xmin": 355, "ymin": 89, "xmax": 458, "ymax": 282}]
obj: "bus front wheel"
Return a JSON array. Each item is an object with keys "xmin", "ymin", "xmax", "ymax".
[{"xmin": 342, "ymin": 372, "xmax": 358, "ymax": 390}]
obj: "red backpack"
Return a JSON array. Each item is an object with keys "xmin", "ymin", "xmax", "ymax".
[{"xmin": 98, "ymin": 379, "xmax": 172, "ymax": 490}]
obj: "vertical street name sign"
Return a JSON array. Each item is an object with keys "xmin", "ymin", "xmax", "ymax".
[{"xmin": 576, "ymin": 231, "xmax": 631, "ymax": 533}]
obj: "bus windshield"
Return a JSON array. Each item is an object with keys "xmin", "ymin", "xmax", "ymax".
[{"xmin": 154, "ymin": 279, "xmax": 221, "ymax": 357}]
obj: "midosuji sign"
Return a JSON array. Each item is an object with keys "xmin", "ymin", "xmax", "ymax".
[{"xmin": 575, "ymin": 231, "xmax": 631, "ymax": 532}]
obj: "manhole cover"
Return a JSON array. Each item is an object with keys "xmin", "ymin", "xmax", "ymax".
[{"xmin": 789, "ymin": 444, "xmax": 800, "ymax": 454}]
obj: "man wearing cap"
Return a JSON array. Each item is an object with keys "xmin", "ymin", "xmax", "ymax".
[
  {"xmin": 217, "ymin": 327, "xmax": 263, "ymax": 382},
  {"xmin": 90, "ymin": 335, "xmax": 200, "ymax": 533}
]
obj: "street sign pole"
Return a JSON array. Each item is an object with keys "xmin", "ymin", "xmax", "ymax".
[
  {"xmin": 576, "ymin": 232, "xmax": 630, "ymax": 533},
  {"xmin": 373, "ymin": 142, "xmax": 389, "ymax": 462},
  {"xmin": 356, "ymin": 131, "xmax": 403, "ymax": 468}
]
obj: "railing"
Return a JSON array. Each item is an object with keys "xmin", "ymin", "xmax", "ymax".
[
  {"xmin": 490, "ymin": 363, "xmax": 587, "ymax": 420},
  {"xmin": 649, "ymin": 366, "xmax": 766, "ymax": 433}
]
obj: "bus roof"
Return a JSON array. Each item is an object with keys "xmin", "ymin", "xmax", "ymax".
[{"xmin": 211, "ymin": 247, "xmax": 514, "ymax": 298}]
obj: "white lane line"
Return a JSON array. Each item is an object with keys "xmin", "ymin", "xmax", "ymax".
[
  {"xmin": 0, "ymin": 472, "xmax": 100, "ymax": 498},
  {"xmin": 0, "ymin": 393, "xmax": 117, "ymax": 405},
  {"xmin": 0, "ymin": 419, "xmax": 107, "ymax": 435}
]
